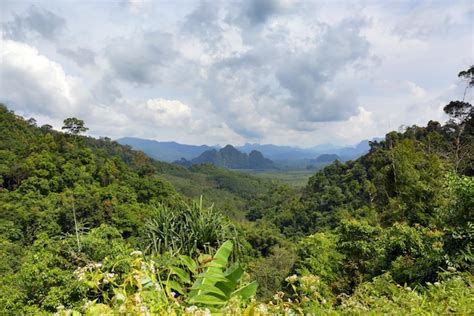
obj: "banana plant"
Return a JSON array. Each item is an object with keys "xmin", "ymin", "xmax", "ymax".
[{"xmin": 168, "ymin": 240, "xmax": 258, "ymax": 306}]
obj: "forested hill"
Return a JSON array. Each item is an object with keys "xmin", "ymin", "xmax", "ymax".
[
  {"xmin": 0, "ymin": 104, "xmax": 280, "ymax": 221},
  {"xmin": 0, "ymin": 67, "xmax": 474, "ymax": 316},
  {"xmin": 174, "ymin": 144, "xmax": 275, "ymax": 169},
  {"xmin": 241, "ymin": 95, "xmax": 473, "ymax": 304}
]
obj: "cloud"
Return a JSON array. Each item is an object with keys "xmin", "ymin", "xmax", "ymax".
[
  {"xmin": 392, "ymin": 1, "xmax": 472, "ymax": 40},
  {"xmin": 91, "ymin": 76, "xmax": 123, "ymax": 104},
  {"xmin": 239, "ymin": 0, "xmax": 294, "ymax": 25},
  {"xmin": 182, "ymin": 1, "xmax": 223, "ymax": 43},
  {"xmin": 0, "ymin": 39, "xmax": 79, "ymax": 117},
  {"xmin": 0, "ymin": 40, "xmax": 203, "ymax": 141},
  {"xmin": 105, "ymin": 31, "xmax": 179, "ymax": 85},
  {"xmin": 0, "ymin": 0, "xmax": 471, "ymax": 146},
  {"xmin": 127, "ymin": 0, "xmax": 152, "ymax": 14},
  {"xmin": 57, "ymin": 47, "xmax": 96, "ymax": 66},
  {"xmin": 198, "ymin": 16, "xmax": 370, "ymax": 138},
  {"xmin": 129, "ymin": 98, "xmax": 192, "ymax": 127},
  {"xmin": 406, "ymin": 81, "xmax": 427, "ymax": 99},
  {"xmin": 2, "ymin": 5, "xmax": 66, "ymax": 41}
]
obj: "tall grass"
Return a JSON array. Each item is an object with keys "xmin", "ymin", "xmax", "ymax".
[{"xmin": 143, "ymin": 197, "xmax": 244, "ymax": 258}]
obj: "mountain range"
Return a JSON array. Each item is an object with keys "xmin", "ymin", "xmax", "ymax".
[
  {"xmin": 117, "ymin": 137, "xmax": 215, "ymax": 162},
  {"xmin": 117, "ymin": 137, "xmax": 382, "ymax": 163},
  {"xmin": 174, "ymin": 145, "xmax": 274, "ymax": 170}
]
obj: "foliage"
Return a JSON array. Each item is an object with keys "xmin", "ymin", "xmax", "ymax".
[
  {"xmin": 142, "ymin": 199, "xmax": 244, "ymax": 258},
  {"xmin": 1, "ymin": 67, "xmax": 473, "ymax": 316},
  {"xmin": 62, "ymin": 117, "xmax": 89, "ymax": 135},
  {"xmin": 440, "ymin": 173, "xmax": 474, "ymax": 271},
  {"xmin": 293, "ymin": 232, "xmax": 344, "ymax": 292},
  {"xmin": 59, "ymin": 241, "xmax": 257, "ymax": 314}
]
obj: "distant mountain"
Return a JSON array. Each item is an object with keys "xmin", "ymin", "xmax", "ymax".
[
  {"xmin": 312, "ymin": 154, "xmax": 340, "ymax": 163},
  {"xmin": 332, "ymin": 138, "xmax": 383, "ymax": 160},
  {"xmin": 238, "ymin": 139, "xmax": 382, "ymax": 161},
  {"xmin": 237, "ymin": 143, "xmax": 315, "ymax": 160},
  {"xmin": 175, "ymin": 145, "xmax": 274, "ymax": 169},
  {"xmin": 117, "ymin": 137, "xmax": 216, "ymax": 162},
  {"xmin": 117, "ymin": 137, "xmax": 383, "ymax": 164}
]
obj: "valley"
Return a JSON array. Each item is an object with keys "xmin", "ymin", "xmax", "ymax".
[
  {"xmin": 1, "ymin": 83, "xmax": 472, "ymax": 313},
  {"xmin": 0, "ymin": 1, "xmax": 472, "ymax": 312}
]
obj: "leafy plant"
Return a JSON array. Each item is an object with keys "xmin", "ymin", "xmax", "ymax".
[
  {"xmin": 167, "ymin": 240, "xmax": 258, "ymax": 307},
  {"xmin": 143, "ymin": 199, "xmax": 243, "ymax": 258}
]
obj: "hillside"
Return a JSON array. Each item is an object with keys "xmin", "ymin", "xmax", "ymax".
[
  {"xmin": 174, "ymin": 145, "xmax": 275, "ymax": 170},
  {"xmin": 0, "ymin": 85, "xmax": 473, "ymax": 314},
  {"xmin": 2, "ymin": 0, "xmax": 473, "ymax": 313}
]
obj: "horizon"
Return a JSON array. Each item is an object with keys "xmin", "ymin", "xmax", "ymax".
[
  {"xmin": 117, "ymin": 134, "xmax": 382, "ymax": 149},
  {"xmin": 1, "ymin": 0, "xmax": 472, "ymax": 147}
]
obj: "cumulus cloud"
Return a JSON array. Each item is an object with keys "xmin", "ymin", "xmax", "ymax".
[
  {"xmin": 0, "ymin": 39, "xmax": 205, "ymax": 141},
  {"xmin": 0, "ymin": 0, "xmax": 471, "ymax": 146},
  {"xmin": 105, "ymin": 31, "xmax": 179, "ymax": 85},
  {"xmin": 2, "ymin": 5, "xmax": 66, "ymax": 41},
  {"xmin": 0, "ymin": 39, "xmax": 79, "ymax": 117},
  {"xmin": 196, "ymin": 15, "xmax": 370, "ymax": 137},
  {"xmin": 129, "ymin": 98, "xmax": 192, "ymax": 127}
]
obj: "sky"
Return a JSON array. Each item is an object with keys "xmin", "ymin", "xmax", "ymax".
[{"xmin": 0, "ymin": 0, "xmax": 473, "ymax": 147}]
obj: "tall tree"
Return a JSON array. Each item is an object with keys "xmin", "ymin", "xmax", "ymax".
[
  {"xmin": 62, "ymin": 117, "xmax": 88, "ymax": 135},
  {"xmin": 443, "ymin": 67, "xmax": 474, "ymax": 174}
]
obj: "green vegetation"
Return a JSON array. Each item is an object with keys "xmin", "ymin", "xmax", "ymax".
[
  {"xmin": 243, "ymin": 169, "xmax": 317, "ymax": 187},
  {"xmin": 0, "ymin": 67, "xmax": 473, "ymax": 314}
]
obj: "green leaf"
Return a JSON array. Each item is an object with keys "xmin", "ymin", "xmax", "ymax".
[
  {"xmin": 232, "ymin": 281, "xmax": 258, "ymax": 300},
  {"xmin": 189, "ymin": 283, "xmax": 228, "ymax": 298},
  {"xmin": 189, "ymin": 293, "xmax": 227, "ymax": 305},
  {"xmin": 179, "ymin": 255, "xmax": 197, "ymax": 273},
  {"xmin": 197, "ymin": 270, "xmax": 228, "ymax": 284},
  {"xmin": 171, "ymin": 266, "xmax": 191, "ymax": 284},
  {"xmin": 224, "ymin": 263, "xmax": 244, "ymax": 284},
  {"xmin": 166, "ymin": 280, "xmax": 184, "ymax": 295},
  {"xmin": 212, "ymin": 240, "xmax": 233, "ymax": 268},
  {"xmin": 216, "ymin": 263, "xmax": 244, "ymax": 296}
]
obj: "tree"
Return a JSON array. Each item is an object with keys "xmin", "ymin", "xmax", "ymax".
[
  {"xmin": 443, "ymin": 101, "xmax": 472, "ymax": 123},
  {"xmin": 445, "ymin": 65, "xmax": 474, "ymax": 121},
  {"xmin": 458, "ymin": 65, "xmax": 474, "ymax": 88},
  {"xmin": 26, "ymin": 118, "xmax": 37, "ymax": 126},
  {"xmin": 443, "ymin": 67, "xmax": 474, "ymax": 174},
  {"xmin": 61, "ymin": 118, "xmax": 88, "ymax": 135},
  {"xmin": 40, "ymin": 124, "xmax": 53, "ymax": 132}
]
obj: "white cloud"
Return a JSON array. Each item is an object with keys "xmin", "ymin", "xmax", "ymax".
[
  {"xmin": 0, "ymin": 39, "xmax": 79, "ymax": 117},
  {"xmin": 407, "ymin": 81, "xmax": 427, "ymax": 99},
  {"xmin": 135, "ymin": 98, "xmax": 192, "ymax": 127},
  {"xmin": 0, "ymin": 1, "xmax": 471, "ymax": 147}
]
